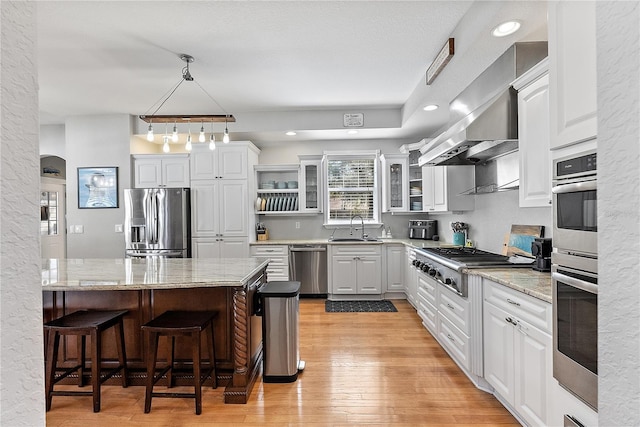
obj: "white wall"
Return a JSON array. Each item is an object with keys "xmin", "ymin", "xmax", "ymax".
[
  {"xmin": 429, "ymin": 190, "xmax": 552, "ymax": 253},
  {"xmin": 65, "ymin": 114, "xmax": 133, "ymax": 258},
  {"xmin": 39, "ymin": 124, "xmax": 65, "ymax": 158},
  {"xmin": 0, "ymin": 2, "xmax": 46, "ymax": 425},
  {"xmin": 596, "ymin": 2, "xmax": 640, "ymax": 425}
]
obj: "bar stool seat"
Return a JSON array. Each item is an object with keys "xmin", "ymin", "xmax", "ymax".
[
  {"xmin": 142, "ymin": 310, "xmax": 217, "ymax": 415},
  {"xmin": 44, "ymin": 309, "xmax": 128, "ymax": 412}
]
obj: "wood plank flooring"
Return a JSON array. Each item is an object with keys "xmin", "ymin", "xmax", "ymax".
[{"xmin": 46, "ymin": 299, "xmax": 518, "ymax": 426}]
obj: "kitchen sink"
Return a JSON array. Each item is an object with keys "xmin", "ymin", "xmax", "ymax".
[{"xmin": 328, "ymin": 237, "xmax": 381, "ymax": 242}]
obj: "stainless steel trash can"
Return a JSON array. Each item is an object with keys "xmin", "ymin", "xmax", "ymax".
[{"xmin": 258, "ymin": 280, "xmax": 305, "ymax": 383}]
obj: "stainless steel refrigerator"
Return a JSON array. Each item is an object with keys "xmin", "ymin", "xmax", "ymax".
[{"xmin": 124, "ymin": 188, "xmax": 191, "ymax": 258}]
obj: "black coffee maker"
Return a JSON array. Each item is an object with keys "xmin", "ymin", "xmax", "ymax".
[{"xmin": 531, "ymin": 237, "xmax": 552, "ymax": 272}]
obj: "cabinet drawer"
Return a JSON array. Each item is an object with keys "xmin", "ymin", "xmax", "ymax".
[
  {"xmin": 438, "ymin": 286, "xmax": 470, "ymax": 335},
  {"xmin": 250, "ymin": 245, "xmax": 288, "ymax": 257},
  {"xmin": 484, "ymin": 280, "xmax": 551, "ymax": 334},
  {"xmin": 417, "ymin": 271, "xmax": 436, "ymax": 306},
  {"xmin": 331, "ymin": 244, "xmax": 382, "ymax": 256},
  {"xmin": 437, "ymin": 314, "xmax": 471, "ymax": 371},
  {"xmin": 417, "ymin": 295, "xmax": 437, "ymax": 336},
  {"xmin": 265, "ymin": 265, "xmax": 289, "ymax": 282}
]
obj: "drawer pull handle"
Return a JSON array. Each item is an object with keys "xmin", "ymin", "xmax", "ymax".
[
  {"xmin": 506, "ymin": 298, "xmax": 520, "ymax": 306},
  {"xmin": 505, "ymin": 317, "xmax": 518, "ymax": 326},
  {"xmin": 446, "ymin": 303, "xmax": 455, "ymax": 310},
  {"xmin": 446, "ymin": 333, "xmax": 455, "ymax": 342}
]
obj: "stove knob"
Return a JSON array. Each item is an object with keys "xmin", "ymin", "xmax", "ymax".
[
  {"xmin": 428, "ymin": 268, "xmax": 437, "ymax": 277},
  {"xmin": 414, "ymin": 260, "xmax": 423, "ymax": 269},
  {"xmin": 445, "ymin": 278, "xmax": 457, "ymax": 291},
  {"xmin": 412, "ymin": 259, "xmax": 419, "ymax": 267},
  {"xmin": 421, "ymin": 264, "xmax": 429, "ymax": 272}
]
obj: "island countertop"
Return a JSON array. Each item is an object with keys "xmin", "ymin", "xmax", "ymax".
[{"xmin": 42, "ymin": 257, "xmax": 269, "ymax": 291}]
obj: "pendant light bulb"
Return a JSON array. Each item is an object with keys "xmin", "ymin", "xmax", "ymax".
[
  {"xmin": 146, "ymin": 123, "xmax": 154, "ymax": 141},
  {"xmin": 223, "ymin": 120, "xmax": 230, "ymax": 144},
  {"xmin": 172, "ymin": 123, "xmax": 179, "ymax": 142},
  {"xmin": 209, "ymin": 133, "xmax": 216, "ymax": 151},
  {"xmin": 186, "ymin": 132, "xmax": 192, "ymax": 152},
  {"xmin": 199, "ymin": 123, "xmax": 206, "ymax": 143},
  {"xmin": 162, "ymin": 135, "xmax": 170, "ymax": 153}
]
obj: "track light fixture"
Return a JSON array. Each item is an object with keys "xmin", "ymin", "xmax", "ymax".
[{"xmin": 140, "ymin": 54, "xmax": 235, "ymax": 151}]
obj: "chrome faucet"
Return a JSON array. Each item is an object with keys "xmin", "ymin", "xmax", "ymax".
[{"xmin": 350, "ymin": 214, "xmax": 367, "ymax": 240}]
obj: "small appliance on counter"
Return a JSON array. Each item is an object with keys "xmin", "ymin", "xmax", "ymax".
[
  {"xmin": 408, "ymin": 220, "xmax": 437, "ymax": 240},
  {"xmin": 531, "ymin": 237, "xmax": 552, "ymax": 272}
]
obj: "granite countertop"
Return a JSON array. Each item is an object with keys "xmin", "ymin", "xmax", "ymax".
[
  {"xmin": 467, "ymin": 268, "xmax": 552, "ymax": 303},
  {"xmin": 41, "ymin": 258, "xmax": 269, "ymax": 291}
]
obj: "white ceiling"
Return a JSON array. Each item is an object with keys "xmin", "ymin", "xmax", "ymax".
[{"xmin": 36, "ymin": 1, "xmax": 548, "ymax": 149}]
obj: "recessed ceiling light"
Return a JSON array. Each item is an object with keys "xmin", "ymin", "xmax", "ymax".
[
  {"xmin": 492, "ymin": 20, "xmax": 521, "ymax": 37},
  {"xmin": 423, "ymin": 104, "xmax": 439, "ymax": 111},
  {"xmin": 347, "ymin": 130, "xmax": 358, "ymax": 135},
  {"xmin": 285, "ymin": 131, "xmax": 297, "ymax": 136}
]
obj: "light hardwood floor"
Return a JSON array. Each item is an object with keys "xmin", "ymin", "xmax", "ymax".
[{"xmin": 46, "ymin": 299, "xmax": 518, "ymax": 426}]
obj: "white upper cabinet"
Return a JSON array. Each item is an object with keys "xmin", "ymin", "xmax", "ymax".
[
  {"xmin": 380, "ymin": 154, "xmax": 409, "ymax": 212},
  {"xmin": 513, "ymin": 59, "xmax": 552, "ymax": 208},
  {"xmin": 422, "ymin": 166, "xmax": 474, "ymax": 212},
  {"xmin": 133, "ymin": 154, "xmax": 190, "ymax": 188},
  {"xmin": 189, "ymin": 144, "xmax": 248, "ymax": 180},
  {"xmin": 548, "ymin": 1, "xmax": 597, "ymax": 149},
  {"xmin": 299, "ymin": 155, "xmax": 323, "ymax": 214}
]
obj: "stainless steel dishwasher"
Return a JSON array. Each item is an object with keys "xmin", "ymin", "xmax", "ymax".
[{"xmin": 288, "ymin": 245, "xmax": 327, "ymax": 297}]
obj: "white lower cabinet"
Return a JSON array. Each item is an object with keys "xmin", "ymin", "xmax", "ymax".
[
  {"xmin": 416, "ymin": 271, "xmax": 437, "ymax": 334},
  {"xmin": 329, "ymin": 245, "xmax": 382, "ymax": 295},
  {"xmin": 192, "ymin": 237, "xmax": 249, "ymax": 258},
  {"xmin": 548, "ymin": 378, "xmax": 598, "ymax": 427},
  {"xmin": 385, "ymin": 244, "xmax": 404, "ymax": 293},
  {"xmin": 436, "ymin": 286, "xmax": 472, "ymax": 372},
  {"xmin": 250, "ymin": 245, "xmax": 289, "ymax": 282},
  {"xmin": 483, "ymin": 279, "xmax": 552, "ymax": 427},
  {"xmin": 404, "ymin": 247, "xmax": 417, "ymax": 309}
]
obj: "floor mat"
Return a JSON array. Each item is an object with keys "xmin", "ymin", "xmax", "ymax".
[{"xmin": 325, "ymin": 300, "xmax": 397, "ymax": 312}]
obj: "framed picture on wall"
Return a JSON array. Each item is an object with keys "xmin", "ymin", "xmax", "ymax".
[{"xmin": 77, "ymin": 167, "xmax": 119, "ymax": 209}]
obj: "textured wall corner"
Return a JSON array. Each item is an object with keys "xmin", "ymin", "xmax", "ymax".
[
  {"xmin": 596, "ymin": 2, "xmax": 640, "ymax": 426},
  {"xmin": 0, "ymin": 2, "xmax": 46, "ymax": 425}
]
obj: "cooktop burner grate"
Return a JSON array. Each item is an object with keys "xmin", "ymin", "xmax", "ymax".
[{"xmin": 421, "ymin": 246, "xmax": 534, "ymax": 269}]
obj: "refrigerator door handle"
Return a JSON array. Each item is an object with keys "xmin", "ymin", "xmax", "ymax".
[{"xmin": 150, "ymin": 191, "xmax": 159, "ymax": 244}]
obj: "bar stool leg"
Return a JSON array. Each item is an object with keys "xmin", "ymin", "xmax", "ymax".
[
  {"xmin": 91, "ymin": 330, "xmax": 102, "ymax": 412},
  {"xmin": 191, "ymin": 331, "xmax": 202, "ymax": 415},
  {"xmin": 45, "ymin": 330, "xmax": 60, "ymax": 411},
  {"xmin": 144, "ymin": 330, "xmax": 159, "ymax": 414},
  {"xmin": 167, "ymin": 336, "xmax": 175, "ymax": 388},
  {"xmin": 206, "ymin": 323, "xmax": 217, "ymax": 389},
  {"xmin": 114, "ymin": 318, "xmax": 128, "ymax": 388},
  {"xmin": 77, "ymin": 335, "xmax": 86, "ymax": 387}
]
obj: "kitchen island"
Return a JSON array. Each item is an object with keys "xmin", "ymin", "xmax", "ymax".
[{"xmin": 42, "ymin": 257, "xmax": 269, "ymax": 404}]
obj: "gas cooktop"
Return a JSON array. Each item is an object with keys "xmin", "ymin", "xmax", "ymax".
[{"xmin": 420, "ymin": 246, "xmax": 534, "ymax": 270}]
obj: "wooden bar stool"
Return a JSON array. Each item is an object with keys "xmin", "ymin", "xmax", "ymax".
[
  {"xmin": 142, "ymin": 310, "xmax": 217, "ymax": 415},
  {"xmin": 44, "ymin": 310, "xmax": 128, "ymax": 412}
]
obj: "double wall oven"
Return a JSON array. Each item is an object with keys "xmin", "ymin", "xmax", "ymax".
[{"xmin": 551, "ymin": 149, "xmax": 598, "ymax": 412}]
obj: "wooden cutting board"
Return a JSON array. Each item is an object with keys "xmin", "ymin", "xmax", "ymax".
[{"xmin": 505, "ymin": 225, "xmax": 544, "ymax": 257}]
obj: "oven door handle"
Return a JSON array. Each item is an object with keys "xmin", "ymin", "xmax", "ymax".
[
  {"xmin": 552, "ymin": 180, "xmax": 597, "ymax": 194},
  {"xmin": 552, "ymin": 272, "xmax": 598, "ymax": 294}
]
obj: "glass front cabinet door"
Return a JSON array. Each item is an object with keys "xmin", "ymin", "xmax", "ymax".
[
  {"xmin": 381, "ymin": 154, "xmax": 409, "ymax": 212},
  {"xmin": 299, "ymin": 155, "xmax": 323, "ymax": 213}
]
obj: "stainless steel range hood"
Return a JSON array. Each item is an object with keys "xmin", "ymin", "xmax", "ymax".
[{"xmin": 418, "ymin": 42, "xmax": 548, "ymax": 167}]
